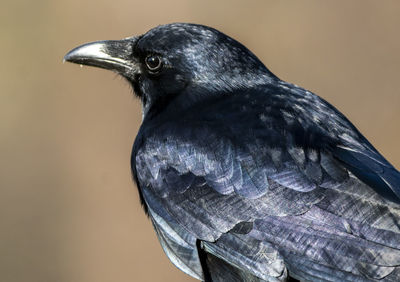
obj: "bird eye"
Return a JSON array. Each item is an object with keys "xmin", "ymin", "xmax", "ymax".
[{"xmin": 145, "ymin": 55, "xmax": 162, "ymax": 72}]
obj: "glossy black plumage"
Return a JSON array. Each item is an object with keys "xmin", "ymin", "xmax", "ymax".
[{"xmin": 65, "ymin": 23, "xmax": 400, "ymax": 281}]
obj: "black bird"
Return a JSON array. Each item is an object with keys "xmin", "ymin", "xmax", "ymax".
[{"xmin": 64, "ymin": 23, "xmax": 400, "ymax": 281}]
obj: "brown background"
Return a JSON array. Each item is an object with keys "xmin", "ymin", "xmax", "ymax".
[{"xmin": 1, "ymin": 1, "xmax": 400, "ymax": 281}]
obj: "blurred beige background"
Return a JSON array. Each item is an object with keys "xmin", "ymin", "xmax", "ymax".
[{"xmin": 1, "ymin": 1, "xmax": 399, "ymax": 281}]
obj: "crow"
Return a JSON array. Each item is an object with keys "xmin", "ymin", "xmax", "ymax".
[{"xmin": 64, "ymin": 23, "xmax": 400, "ymax": 281}]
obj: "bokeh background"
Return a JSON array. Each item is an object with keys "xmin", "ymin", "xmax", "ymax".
[{"xmin": 1, "ymin": 1, "xmax": 400, "ymax": 281}]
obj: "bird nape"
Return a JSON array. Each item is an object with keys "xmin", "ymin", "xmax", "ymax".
[{"xmin": 64, "ymin": 23, "xmax": 400, "ymax": 282}]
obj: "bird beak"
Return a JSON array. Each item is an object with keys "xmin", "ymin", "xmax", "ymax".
[{"xmin": 64, "ymin": 37, "xmax": 140, "ymax": 75}]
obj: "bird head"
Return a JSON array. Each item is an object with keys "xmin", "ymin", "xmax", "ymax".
[{"xmin": 64, "ymin": 23, "xmax": 276, "ymax": 118}]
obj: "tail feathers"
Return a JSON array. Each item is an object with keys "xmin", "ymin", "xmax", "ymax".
[{"xmin": 203, "ymin": 252, "xmax": 268, "ymax": 282}]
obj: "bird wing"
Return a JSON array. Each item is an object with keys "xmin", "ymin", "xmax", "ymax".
[
  {"xmin": 133, "ymin": 84, "xmax": 400, "ymax": 281},
  {"xmin": 135, "ymin": 126, "xmax": 304, "ymax": 281}
]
